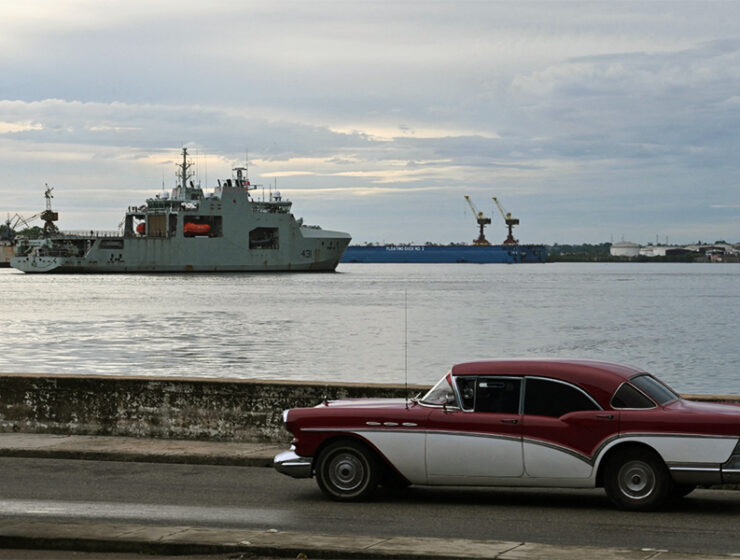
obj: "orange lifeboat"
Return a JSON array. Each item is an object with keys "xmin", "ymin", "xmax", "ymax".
[
  {"xmin": 184, "ymin": 222, "xmax": 211, "ymax": 236},
  {"xmin": 136, "ymin": 222, "xmax": 146, "ymax": 235}
]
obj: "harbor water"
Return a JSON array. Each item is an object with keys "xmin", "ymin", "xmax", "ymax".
[{"xmin": 1, "ymin": 263, "xmax": 738, "ymax": 395}]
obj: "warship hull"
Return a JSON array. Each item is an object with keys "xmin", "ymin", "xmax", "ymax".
[
  {"xmin": 12, "ymin": 231, "xmax": 349, "ymax": 273},
  {"xmin": 341, "ymin": 244, "xmax": 546, "ymax": 264},
  {"xmin": 11, "ymin": 149, "xmax": 351, "ymax": 274}
]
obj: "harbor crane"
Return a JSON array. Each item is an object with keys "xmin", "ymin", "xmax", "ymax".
[
  {"xmin": 463, "ymin": 195, "xmax": 491, "ymax": 246},
  {"xmin": 492, "ymin": 196, "xmax": 519, "ymax": 245},
  {"xmin": 41, "ymin": 184, "xmax": 59, "ymax": 237},
  {"xmin": 2, "ymin": 211, "xmax": 42, "ymax": 241}
]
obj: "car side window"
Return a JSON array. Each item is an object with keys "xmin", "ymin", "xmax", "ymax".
[
  {"xmin": 524, "ymin": 378, "xmax": 599, "ymax": 418},
  {"xmin": 474, "ymin": 378, "xmax": 521, "ymax": 414},
  {"xmin": 611, "ymin": 383, "xmax": 655, "ymax": 409}
]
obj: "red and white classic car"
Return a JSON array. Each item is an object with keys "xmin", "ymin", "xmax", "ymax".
[{"xmin": 274, "ymin": 359, "xmax": 740, "ymax": 510}]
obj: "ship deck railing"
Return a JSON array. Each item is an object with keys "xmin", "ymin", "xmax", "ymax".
[{"xmin": 61, "ymin": 230, "xmax": 122, "ymax": 238}]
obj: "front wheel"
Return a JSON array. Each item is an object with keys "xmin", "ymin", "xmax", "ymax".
[
  {"xmin": 315, "ymin": 440, "xmax": 379, "ymax": 501},
  {"xmin": 604, "ymin": 449, "xmax": 672, "ymax": 511}
]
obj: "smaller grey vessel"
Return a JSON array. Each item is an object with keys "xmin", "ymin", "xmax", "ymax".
[{"xmin": 11, "ymin": 148, "xmax": 351, "ymax": 273}]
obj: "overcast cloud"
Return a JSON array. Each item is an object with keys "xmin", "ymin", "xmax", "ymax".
[{"xmin": 1, "ymin": 0, "xmax": 738, "ymax": 244}]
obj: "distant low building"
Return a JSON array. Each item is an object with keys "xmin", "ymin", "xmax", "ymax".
[
  {"xmin": 610, "ymin": 241, "xmax": 640, "ymax": 257},
  {"xmin": 639, "ymin": 246, "xmax": 673, "ymax": 257}
]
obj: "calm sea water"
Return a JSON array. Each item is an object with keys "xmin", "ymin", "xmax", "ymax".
[{"xmin": 1, "ymin": 263, "xmax": 738, "ymax": 395}]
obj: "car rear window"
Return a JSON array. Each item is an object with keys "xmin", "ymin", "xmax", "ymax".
[
  {"xmin": 611, "ymin": 383, "xmax": 655, "ymax": 409},
  {"xmin": 629, "ymin": 374, "xmax": 679, "ymax": 405}
]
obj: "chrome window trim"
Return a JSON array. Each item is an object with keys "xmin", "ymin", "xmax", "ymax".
[
  {"xmin": 523, "ymin": 376, "xmax": 604, "ymax": 413},
  {"xmin": 610, "ymin": 381, "xmax": 657, "ymax": 410},
  {"xmin": 418, "ymin": 402, "xmax": 461, "ymax": 411}
]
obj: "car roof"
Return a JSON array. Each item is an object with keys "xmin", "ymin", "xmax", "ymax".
[{"xmin": 450, "ymin": 359, "xmax": 648, "ymax": 407}]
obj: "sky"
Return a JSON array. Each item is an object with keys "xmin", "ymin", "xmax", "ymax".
[{"xmin": 1, "ymin": 0, "xmax": 739, "ymax": 245}]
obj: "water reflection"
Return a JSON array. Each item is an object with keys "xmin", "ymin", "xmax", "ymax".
[{"xmin": 1, "ymin": 263, "xmax": 738, "ymax": 394}]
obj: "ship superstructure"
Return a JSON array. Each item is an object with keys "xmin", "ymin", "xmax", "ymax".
[{"xmin": 11, "ymin": 148, "xmax": 351, "ymax": 273}]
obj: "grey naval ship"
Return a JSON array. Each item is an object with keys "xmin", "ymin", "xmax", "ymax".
[{"xmin": 11, "ymin": 149, "xmax": 351, "ymax": 273}]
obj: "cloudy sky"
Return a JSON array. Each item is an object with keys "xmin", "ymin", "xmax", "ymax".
[{"xmin": 1, "ymin": 1, "xmax": 739, "ymax": 244}]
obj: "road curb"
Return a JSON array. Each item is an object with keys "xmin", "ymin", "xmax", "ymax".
[
  {"xmin": 0, "ymin": 447, "xmax": 275, "ymax": 467},
  {"xmin": 1, "ymin": 521, "xmax": 738, "ymax": 560}
]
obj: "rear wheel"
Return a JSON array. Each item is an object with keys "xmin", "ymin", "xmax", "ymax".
[
  {"xmin": 315, "ymin": 440, "xmax": 379, "ymax": 501},
  {"xmin": 604, "ymin": 448, "xmax": 672, "ymax": 511}
]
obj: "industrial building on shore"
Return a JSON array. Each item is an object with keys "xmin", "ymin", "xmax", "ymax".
[{"xmin": 610, "ymin": 241, "xmax": 739, "ymax": 261}]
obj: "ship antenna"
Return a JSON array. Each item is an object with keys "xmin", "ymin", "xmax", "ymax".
[{"xmin": 404, "ymin": 288, "xmax": 409, "ymax": 408}]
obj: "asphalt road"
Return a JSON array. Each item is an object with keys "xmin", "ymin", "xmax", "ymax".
[{"xmin": 0, "ymin": 457, "xmax": 738, "ymax": 555}]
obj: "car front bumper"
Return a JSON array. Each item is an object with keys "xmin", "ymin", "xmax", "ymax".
[{"xmin": 274, "ymin": 449, "xmax": 313, "ymax": 478}]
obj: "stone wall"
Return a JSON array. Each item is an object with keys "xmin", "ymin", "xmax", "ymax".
[
  {"xmin": 0, "ymin": 374, "xmax": 736, "ymax": 443},
  {"xmin": 0, "ymin": 374, "xmax": 428, "ymax": 443}
]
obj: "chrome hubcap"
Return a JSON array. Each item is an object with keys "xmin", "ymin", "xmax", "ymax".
[
  {"xmin": 328, "ymin": 452, "xmax": 365, "ymax": 492},
  {"xmin": 618, "ymin": 460, "xmax": 655, "ymax": 499}
]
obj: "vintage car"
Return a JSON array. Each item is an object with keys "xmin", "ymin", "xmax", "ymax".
[{"xmin": 274, "ymin": 359, "xmax": 740, "ymax": 510}]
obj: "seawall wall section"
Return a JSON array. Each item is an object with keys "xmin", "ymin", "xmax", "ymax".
[
  {"xmin": 0, "ymin": 374, "xmax": 427, "ymax": 443},
  {"xmin": 0, "ymin": 373, "xmax": 736, "ymax": 443}
]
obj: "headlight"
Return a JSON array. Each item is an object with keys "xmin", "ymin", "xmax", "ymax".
[{"xmin": 282, "ymin": 409, "xmax": 290, "ymax": 423}]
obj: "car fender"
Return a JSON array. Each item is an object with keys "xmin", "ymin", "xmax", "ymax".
[{"xmin": 592, "ymin": 433, "xmax": 738, "ymax": 484}]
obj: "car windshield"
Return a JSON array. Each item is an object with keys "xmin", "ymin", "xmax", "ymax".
[
  {"xmin": 630, "ymin": 374, "xmax": 679, "ymax": 405},
  {"xmin": 420, "ymin": 374, "xmax": 457, "ymax": 406}
]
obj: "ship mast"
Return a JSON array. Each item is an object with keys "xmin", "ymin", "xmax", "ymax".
[{"xmin": 178, "ymin": 147, "xmax": 194, "ymax": 190}]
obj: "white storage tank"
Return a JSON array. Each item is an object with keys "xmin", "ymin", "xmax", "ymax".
[{"xmin": 610, "ymin": 241, "xmax": 640, "ymax": 257}]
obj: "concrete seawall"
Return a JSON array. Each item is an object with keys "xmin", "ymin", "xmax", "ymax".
[
  {"xmin": 0, "ymin": 373, "xmax": 736, "ymax": 443},
  {"xmin": 0, "ymin": 373, "xmax": 428, "ymax": 443}
]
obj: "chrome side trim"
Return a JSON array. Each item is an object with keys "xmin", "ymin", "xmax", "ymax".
[
  {"xmin": 273, "ymin": 450, "xmax": 313, "ymax": 479},
  {"xmin": 668, "ymin": 466, "xmax": 721, "ymax": 472},
  {"xmin": 611, "ymin": 432, "xmax": 737, "ymax": 441},
  {"xmin": 667, "ymin": 464, "xmax": 723, "ymax": 485}
]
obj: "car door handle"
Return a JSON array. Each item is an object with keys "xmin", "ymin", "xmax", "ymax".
[
  {"xmin": 596, "ymin": 414, "xmax": 615, "ymax": 420},
  {"xmin": 500, "ymin": 418, "xmax": 519, "ymax": 424}
]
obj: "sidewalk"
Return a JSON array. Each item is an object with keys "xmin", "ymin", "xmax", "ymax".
[
  {"xmin": 1, "ymin": 520, "xmax": 737, "ymax": 560},
  {"xmin": 0, "ymin": 432, "xmax": 283, "ymax": 467},
  {"xmin": 0, "ymin": 433, "xmax": 737, "ymax": 559}
]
